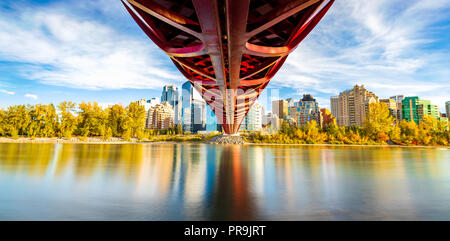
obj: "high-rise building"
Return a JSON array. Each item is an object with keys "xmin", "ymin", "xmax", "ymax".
[
  {"xmin": 330, "ymin": 96, "xmax": 339, "ymax": 124},
  {"xmin": 136, "ymin": 99, "xmax": 148, "ymax": 110},
  {"xmin": 147, "ymin": 97, "xmax": 160, "ymax": 107},
  {"xmin": 402, "ymin": 96, "xmax": 441, "ymax": 124},
  {"xmin": 206, "ymin": 105, "xmax": 220, "ymax": 132},
  {"xmin": 134, "ymin": 98, "xmax": 160, "ymax": 112},
  {"xmin": 402, "ymin": 97, "xmax": 419, "ymax": 123},
  {"xmin": 446, "ymin": 101, "xmax": 450, "ymax": 121},
  {"xmin": 380, "ymin": 98, "xmax": 400, "ymax": 123},
  {"xmin": 390, "ymin": 95, "xmax": 404, "ymax": 121},
  {"xmin": 285, "ymin": 98, "xmax": 296, "ymax": 117},
  {"xmin": 332, "ymin": 85, "xmax": 379, "ymax": 127},
  {"xmin": 191, "ymin": 99, "xmax": 207, "ymax": 133},
  {"xmin": 427, "ymin": 104, "xmax": 440, "ymax": 120},
  {"xmin": 161, "ymin": 85, "xmax": 181, "ymax": 125},
  {"xmin": 320, "ymin": 108, "xmax": 336, "ymax": 126},
  {"xmin": 239, "ymin": 103, "xmax": 263, "ymax": 132},
  {"xmin": 272, "ymin": 100, "xmax": 288, "ymax": 120},
  {"xmin": 289, "ymin": 94, "xmax": 321, "ymax": 127},
  {"xmin": 262, "ymin": 112, "xmax": 280, "ymax": 132},
  {"xmin": 262, "ymin": 113, "xmax": 273, "ymax": 126},
  {"xmin": 181, "ymin": 82, "xmax": 193, "ymax": 132},
  {"xmin": 181, "ymin": 81, "xmax": 206, "ymax": 133},
  {"xmin": 285, "ymin": 98, "xmax": 296, "ymax": 107},
  {"xmin": 147, "ymin": 102, "xmax": 174, "ymax": 130},
  {"xmin": 137, "ymin": 98, "xmax": 161, "ymax": 129},
  {"xmin": 380, "ymin": 98, "xmax": 397, "ymax": 111}
]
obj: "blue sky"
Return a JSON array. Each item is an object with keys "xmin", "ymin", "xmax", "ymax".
[{"xmin": 0, "ymin": 0, "xmax": 449, "ymax": 112}]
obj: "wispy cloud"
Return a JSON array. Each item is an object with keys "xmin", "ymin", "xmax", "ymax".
[
  {"xmin": 0, "ymin": 0, "xmax": 448, "ymax": 112},
  {"xmin": 0, "ymin": 2, "xmax": 181, "ymax": 90},
  {"xmin": 271, "ymin": 0, "xmax": 450, "ymax": 111},
  {"xmin": 24, "ymin": 93, "xmax": 38, "ymax": 100},
  {"xmin": 0, "ymin": 89, "xmax": 15, "ymax": 95}
]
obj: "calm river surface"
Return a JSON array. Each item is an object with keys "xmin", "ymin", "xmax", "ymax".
[{"xmin": 0, "ymin": 143, "xmax": 449, "ymax": 220}]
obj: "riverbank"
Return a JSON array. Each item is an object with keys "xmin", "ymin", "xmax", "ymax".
[
  {"xmin": 0, "ymin": 134, "xmax": 218, "ymax": 144},
  {"xmin": 0, "ymin": 136, "xmax": 448, "ymax": 148},
  {"xmin": 0, "ymin": 137, "xmax": 137, "ymax": 144}
]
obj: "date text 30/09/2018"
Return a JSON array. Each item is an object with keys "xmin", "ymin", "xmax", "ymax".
[{"xmin": 184, "ymin": 225, "xmax": 266, "ymax": 239}]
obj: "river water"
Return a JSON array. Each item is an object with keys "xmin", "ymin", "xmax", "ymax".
[{"xmin": 0, "ymin": 143, "xmax": 449, "ymax": 220}]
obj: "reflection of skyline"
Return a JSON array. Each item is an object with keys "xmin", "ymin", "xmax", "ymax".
[{"xmin": 0, "ymin": 143, "xmax": 449, "ymax": 220}]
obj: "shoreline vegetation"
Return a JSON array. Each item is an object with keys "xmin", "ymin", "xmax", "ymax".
[
  {"xmin": 0, "ymin": 135, "xmax": 215, "ymax": 144},
  {"xmin": 0, "ymin": 101, "xmax": 448, "ymax": 147},
  {"xmin": 0, "ymin": 136, "xmax": 448, "ymax": 149}
]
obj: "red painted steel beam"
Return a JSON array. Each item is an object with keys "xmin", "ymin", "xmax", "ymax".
[{"xmin": 122, "ymin": 0, "xmax": 334, "ymax": 134}]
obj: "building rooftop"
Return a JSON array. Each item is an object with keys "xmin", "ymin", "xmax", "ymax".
[{"xmin": 301, "ymin": 94, "xmax": 316, "ymax": 102}]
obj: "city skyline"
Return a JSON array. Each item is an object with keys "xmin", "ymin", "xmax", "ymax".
[
  {"xmin": 140, "ymin": 83, "xmax": 448, "ymax": 133},
  {"xmin": 0, "ymin": 0, "xmax": 449, "ymax": 112},
  {"xmin": 0, "ymin": 81, "xmax": 447, "ymax": 121},
  {"xmin": 1, "ymin": 0, "xmax": 450, "ymax": 226}
]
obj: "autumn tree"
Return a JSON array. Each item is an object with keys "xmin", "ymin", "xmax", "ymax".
[
  {"xmin": 323, "ymin": 122, "xmax": 345, "ymax": 143},
  {"xmin": 0, "ymin": 109, "xmax": 6, "ymax": 136},
  {"xmin": 58, "ymin": 101, "xmax": 77, "ymax": 139},
  {"xmin": 416, "ymin": 116, "xmax": 449, "ymax": 145},
  {"xmin": 124, "ymin": 102, "xmax": 146, "ymax": 138},
  {"xmin": 77, "ymin": 102, "xmax": 108, "ymax": 137},
  {"xmin": 435, "ymin": 119, "xmax": 449, "ymax": 145},
  {"xmin": 399, "ymin": 120, "xmax": 418, "ymax": 144},
  {"xmin": 107, "ymin": 104, "xmax": 127, "ymax": 137},
  {"xmin": 27, "ymin": 104, "xmax": 58, "ymax": 137},
  {"xmin": 304, "ymin": 120, "xmax": 321, "ymax": 143},
  {"xmin": 4, "ymin": 105, "xmax": 30, "ymax": 136},
  {"xmin": 176, "ymin": 124, "xmax": 183, "ymax": 135},
  {"xmin": 418, "ymin": 115, "xmax": 435, "ymax": 145},
  {"xmin": 364, "ymin": 102, "xmax": 394, "ymax": 142}
]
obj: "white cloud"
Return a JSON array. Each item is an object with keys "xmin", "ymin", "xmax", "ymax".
[
  {"xmin": 24, "ymin": 94, "xmax": 38, "ymax": 100},
  {"xmin": 0, "ymin": 89, "xmax": 15, "ymax": 95},
  {"xmin": 270, "ymin": 0, "xmax": 450, "ymax": 111},
  {"xmin": 0, "ymin": 3, "xmax": 182, "ymax": 90},
  {"xmin": 0, "ymin": 0, "xmax": 449, "ymax": 112}
]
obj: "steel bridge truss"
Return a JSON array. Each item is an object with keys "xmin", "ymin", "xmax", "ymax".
[{"xmin": 122, "ymin": 0, "xmax": 334, "ymax": 134}]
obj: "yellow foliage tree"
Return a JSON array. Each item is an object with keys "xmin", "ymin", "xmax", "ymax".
[{"xmin": 364, "ymin": 102, "xmax": 394, "ymax": 142}]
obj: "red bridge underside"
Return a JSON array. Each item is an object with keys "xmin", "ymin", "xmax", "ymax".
[{"xmin": 122, "ymin": 0, "xmax": 334, "ymax": 134}]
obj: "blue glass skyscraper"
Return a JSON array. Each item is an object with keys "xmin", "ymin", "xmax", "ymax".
[
  {"xmin": 206, "ymin": 105, "xmax": 218, "ymax": 132},
  {"xmin": 181, "ymin": 81, "xmax": 206, "ymax": 133},
  {"xmin": 161, "ymin": 85, "xmax": 181, "ymax": 124}
]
